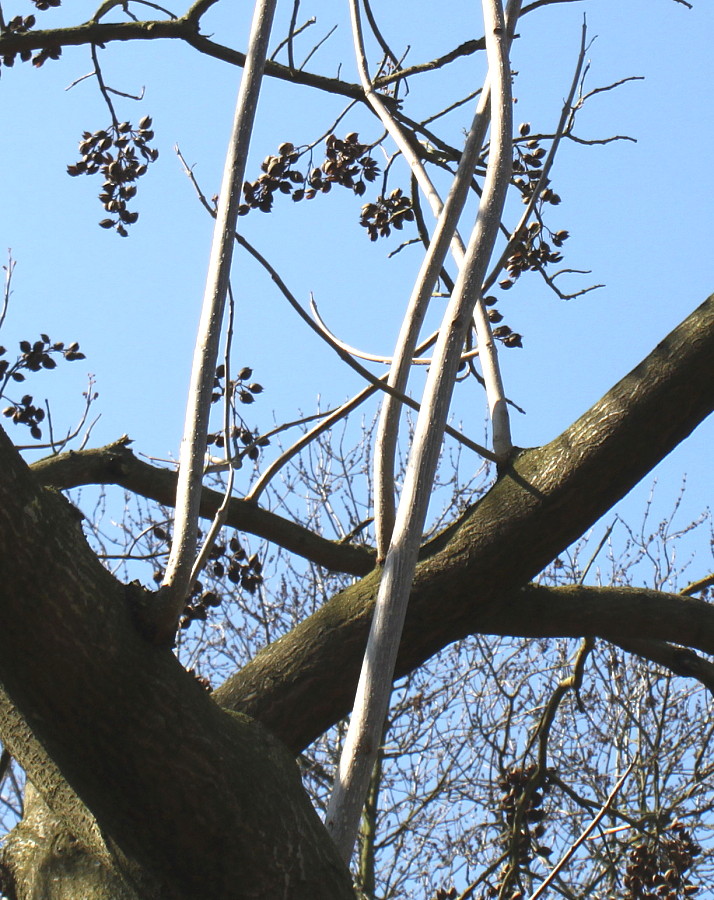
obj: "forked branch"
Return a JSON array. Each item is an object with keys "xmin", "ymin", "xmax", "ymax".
[{"xmin": 325, "ymin": 0, "xmax": 514, "ymax": 861}]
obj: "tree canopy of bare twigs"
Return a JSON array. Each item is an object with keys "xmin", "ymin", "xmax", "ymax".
[{"xmin": 0, "ymin": 1, "xmax": 713, "ymax": 898}]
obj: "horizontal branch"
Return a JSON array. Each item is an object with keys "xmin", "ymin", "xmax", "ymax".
[
  {"xmin": 478, "ymin": 584, "xmax": 714, "ymax": 657},
  {"xmin": 0, "ymin": 17, "xmax": 367, "ymax": 103},
  {"xmin": 30, "ymin": 437, "xmax": 375, "ymax": 576},
  {"xmin": 0, "ymin": 12, "xmax": 496, "ymax": 105},
  {"xmin": 612, "ymin": 638, "xmax": 714, "ymax": 696}
]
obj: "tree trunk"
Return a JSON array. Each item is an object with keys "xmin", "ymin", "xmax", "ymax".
[{"xmin": 0, "ymin": 430, "xmax": 353, "ymax": 899}]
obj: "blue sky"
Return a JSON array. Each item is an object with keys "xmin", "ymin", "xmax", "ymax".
[{"xmin": 0, "ymin": 0, "xmax": 712, "ymax": 582}]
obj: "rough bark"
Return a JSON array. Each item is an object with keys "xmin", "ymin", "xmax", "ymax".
[
  {"xmin": 0, "ymin": 784, "xmax": 142, "ymax": 900},
  {"xmin": 0, "ymin": 430, "xmax": 354, "ymax": 899},
  {"xmin": 0, "ymin": 295, "xmax": 712, "ymax": 895}
]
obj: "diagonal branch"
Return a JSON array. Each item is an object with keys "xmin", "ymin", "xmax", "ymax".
[
  {"xmin": 613, "ymin": 639, "xmax": 714, "ymax": 697},
  {"xmin": 215, "ymin": 293, "xmax": 714, "ymax": 753}
]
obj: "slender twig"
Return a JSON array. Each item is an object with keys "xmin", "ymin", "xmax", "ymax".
[
  {"xmin": 186, "ymin": 286, "xmax": 237, "ymax": 596},
  {"xmin": 204, "ymin": 408, "xmax": 333, "ymax": 473},
  {"xmin": 310, "ymin": 297, "xmax": 481, "ymax": 366},
  {"xmin": 245, "ymin": 310, "xmax": 498, "ymax": 506},
  {"xmin": 299, "ymin": 23, "xmax": 338, "ymax": 71},
  {"xmin": 374, "ymin": 38, "xmax": 486, "ymax": 88},
  {"xmin": 159, "ymin": 0, "xmax": 278, "ymax": 640},
  {"xmin": 286, "ymin": 0, "xmax": 299, "ymax": 70},
  {"xmin": 423, "ymin": 89, "xmax": 483, "ymax": 127},
  {"xmin": 526, "ymin": 761, "xmax": 636, "ymax": 900},
  {"xmin": 361, "ymin": 0, "xmax": 400, "ymax": 73},
  {"xmin": 269, "ymin": 15, "xmax": 315, "ymax": 63},
  {"xmin": 90, "ymin": 43, "xmax": 120, "ymax": 127},
  {"xmin": 105, "ymin": 83, "xmax": 146, "ymax": 101},
  {"xmin": 14, "ymin": 377, "xmax": 99, "ymax": 455},
  {"xmin": 0, "ymin": 250, "xmax": 15, "ymax": 333}
]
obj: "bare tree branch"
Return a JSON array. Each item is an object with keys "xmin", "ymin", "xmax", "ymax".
[
  {"xmin": 160, "ymin": 0, "xmax": 278, "ymax": 638},
  {"xmin": 325, "ymin": 0, "xmax": 515, "ymax": 861},
  {"xmin": 30, "ymin": 437, "xmax": 376, "ymax": 575}
]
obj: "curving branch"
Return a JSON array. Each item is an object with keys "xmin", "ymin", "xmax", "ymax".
[{"xmin": 30, "ymin": 437, "xmax": 376, "ymax": 576}]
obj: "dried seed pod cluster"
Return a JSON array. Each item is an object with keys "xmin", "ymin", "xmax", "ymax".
[
  {"xmin": 0, "ymin": 39, "xmax": 61, "ymax": 71},
  {"xmin": 359, "ymin": 187, "xmax": 414, "ymax": 241},
  {"xmin": 206, "ymin": 424, "xmax": 270, "ymax": 463},
  {"xmin": 298, "ymin": 132, "xmax": 379, "ymax": 199},
  {"xmin": 208, "ymin": 365, "xmax": 268, "ymax": 463},
  {"xmin": 622, "ymin": 825, "xmax": 701, "ymax": 900},
  {"xmin": 498, "ymin": 219, "xmax": 569, "ymax": 292},
  {"xmin": 2, "ymin": 394, "xmax": 45, "ymax": 439},
  {"xmin": 0, "ymin": 0, "xmax": 62, "ymax": 72},
  {"xmin": 499, "ymin": 764, "xmax": 550, "ymax": 862},
  {"xmin": 178, "ymin": 535, "xmax": 265, "ymax": 629},
  {"xmin": 493, "ymin": 122, "xmax": 570, "ymax": 291},
  {"xmin": 512, "ymin": 122, "xmax": 561, "ymax": 207},
  {"xmin": 0, "ymin": 336, "xmax": 85, "ymax": 440},
  {"xmin": 475, "ymin": 764, "xmax": 551, "ymax": 900},
  {"xmin": 239, "ymin": 141, "xmax": 303, "ymax": 214},
  {"xmin": 481, "ymin": 296, "xmax": 523, "ymax": 349},
  {"xmin": 4, "ymin": 15, "xmax": 36, "ymax": 33},
  {"xmin": 211, "ymin": 364, "xmax": 264, "ymax": 407},
  {"xmin": 67, "ymin": 116, "xmax": 158, "ymax": 236},
  {"xmin": 237, "ymin": 132, "xmax": 380, "ymax": 221}
]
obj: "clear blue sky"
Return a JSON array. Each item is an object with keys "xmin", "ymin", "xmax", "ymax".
[{"xmin": 0, "ymin": 0, "xmax": 712, "ymax": 583}]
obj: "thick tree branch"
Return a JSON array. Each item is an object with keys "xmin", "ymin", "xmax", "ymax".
[
  {"xmin": 0, "ymin": 428, "xmax": 354, "ymax": 899},
  {"xmin": 29, "ymin": 437, "xmax": 376, "ymax": 576},
  {"xmin": 612, "ymin": 638, "xmax": 714, "ymax": 696},
  {"xmin": 215, "ymin": 294, "xmax": 714, "ymax": 752}
]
